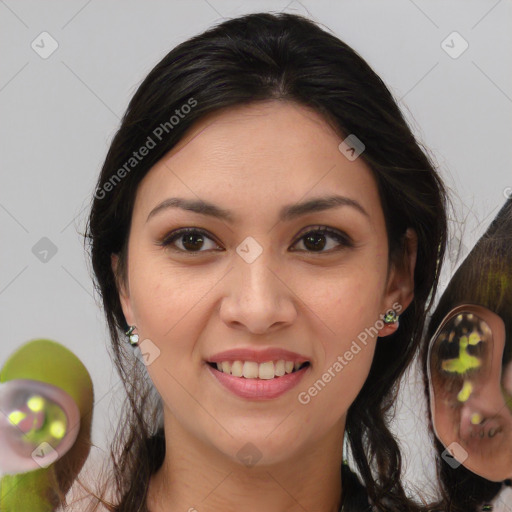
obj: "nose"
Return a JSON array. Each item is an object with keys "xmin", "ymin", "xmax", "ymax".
[{"xmin": 219, "ymin": 252, "xmax": 297, "ymax": 335}]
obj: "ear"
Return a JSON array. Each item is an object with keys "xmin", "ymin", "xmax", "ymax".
[
  {"xmin": 428, "ymin": 305, "xmax": 512, "ymax": 481},
  {"xmin": 378, "ymin": 228, "xmax": 418, "ymax": 337},
  {"xmin": 111, "ymin": 253, "xmax": 135, "ymax": 327}
]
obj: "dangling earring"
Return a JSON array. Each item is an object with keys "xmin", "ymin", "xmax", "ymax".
[
  {"xmin": 125, "ymin": 325, "xmax": 139, "ymax": 347},
  {"xmin": 383, "ymin": 309, "xmax": 399, "ymax": 325}
]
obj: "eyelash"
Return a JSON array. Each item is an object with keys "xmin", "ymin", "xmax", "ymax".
[{"xmin": 158, "ymin": 226, "xmax": 354, "ymax": 255}]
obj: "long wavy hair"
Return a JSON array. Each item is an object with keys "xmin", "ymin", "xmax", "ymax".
[
  {"xmin": 78, "ymin": 11, "xmax": 449, "ymax": 512},
  {"xmin": 422, "ymin": 198, "xmax": 512, "ymax": 511}
]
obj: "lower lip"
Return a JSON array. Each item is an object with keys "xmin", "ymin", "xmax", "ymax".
[{"xmin": 206, "ymin": 363, "xmax": 310, "ymax": 400}]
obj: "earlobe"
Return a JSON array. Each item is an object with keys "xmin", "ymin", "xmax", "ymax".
[{"xmin": 378, "ymin": 314, "xmax": 400, "ymax": 337}]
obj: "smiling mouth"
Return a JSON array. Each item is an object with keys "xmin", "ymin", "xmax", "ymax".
[{"xmin": 207, "ymin": 360, "xmax": 310, "ymax": 379}]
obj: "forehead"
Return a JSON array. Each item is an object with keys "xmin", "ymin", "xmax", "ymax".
[
  {"xmin": 170, "ymin": 100, "xmax": 341, "ymax": 152},
  {"xmin": 133, "ymin": 100, "xmax": 382, "ymax": 225}
]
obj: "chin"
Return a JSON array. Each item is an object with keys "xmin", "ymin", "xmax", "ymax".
[{"xmin": 210, "ymin": 430, "xmax": 306, "ymax": 469}]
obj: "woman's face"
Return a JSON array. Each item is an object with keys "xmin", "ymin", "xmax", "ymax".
[{"xmin": 114, "ymin": 100, "xmax": 415, "ymax": 467}]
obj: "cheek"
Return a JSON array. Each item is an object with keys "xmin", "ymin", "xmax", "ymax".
[
  {"xmin": 125, "ymin": 260, "xmax": 219, "ymax": 409},
  {"xmin": 293, "ymin": 260, "xmax": 385, "ymax": 416},
  {"xmin": 297, "ymin": 257, "xmax": 386, "ymax": 353},
  {"xmin": 128, "ymin": 250, "xmax": 215, "ymax": 341}
]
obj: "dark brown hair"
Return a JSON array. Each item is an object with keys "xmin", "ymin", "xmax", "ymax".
[
  {"xmin": 422, "ymin": 198, "xmax": 512, "ymax": 511},
  {"xmin": 80, "ymin": 11, "xmax": 449, "ymax": 511}
]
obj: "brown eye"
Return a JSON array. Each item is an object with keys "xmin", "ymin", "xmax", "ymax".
[
  {"xmin": 159, "ymin": 228, "xmax": 221, "ymax": 253},
  {"xmin": 291, "ymin": 227, "xmax": 354, "ymax": 253},
  {"xmin": 158, "ymin": 225, "xmax": 354, "ymax": 255}
]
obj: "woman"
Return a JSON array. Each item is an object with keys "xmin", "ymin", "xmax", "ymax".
[
  {"xmin": 423, "ymin": 197, "xmax": 512, "ymax": 512},
  {"xmin": 74, "ymin": 11, "xmax": 448, "ymax": 512}
]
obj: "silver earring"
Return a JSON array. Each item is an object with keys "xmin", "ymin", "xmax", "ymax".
[
  {"xmin": 125, "ymin": 325, "xmax": 139, "ymax": 346},
  {"xmin": 383, "ymin": 310, "xmax": 399, "ymax": 324}
]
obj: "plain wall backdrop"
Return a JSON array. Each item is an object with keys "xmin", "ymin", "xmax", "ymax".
[{"xmin": 1, "ymin": 0, "xmax": 511, "ymax": 507}]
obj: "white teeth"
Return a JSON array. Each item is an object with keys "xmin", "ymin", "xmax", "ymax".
[
  {"xmin": 242, "ymin": 361, "xmax": 259, "ymax": 379},
  {"xmin": 258, "ymin": 361, "xmax": 275, "ymax": 380},
  {"xmin": 212, "ymin": 359, "xmax": 308, "ymax": 379},
  {"xmin": 274, "ymin": 360, "xmax": 285, "ymax": 376},
  {"xmin": 231, "ymin": 360, "xmax": 243, "ymax": 377}
]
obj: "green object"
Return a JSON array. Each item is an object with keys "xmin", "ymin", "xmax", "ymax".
[
  {"xmin": 0, "ymin": 339, "xmax": 94, "ymax": 512},
  {"xmin": 1, "ymin": 470, "xmax": 57, "ymax": 512},
  {"xmin": 441, "ymin": 334, "xmax": 482, "ymax": 375},
  {"xmin": 456, "ymin": 380, "xmax": 473, "ymax": 403}
]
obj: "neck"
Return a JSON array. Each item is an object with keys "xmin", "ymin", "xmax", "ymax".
[{"xmin": 147, "ymin": 412, "xmax": 345, "ymax": 512}]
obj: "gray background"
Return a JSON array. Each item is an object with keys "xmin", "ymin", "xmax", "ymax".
[{"xmin": 1, "ymin": 0, "xmax": 511, "ymax": 506}]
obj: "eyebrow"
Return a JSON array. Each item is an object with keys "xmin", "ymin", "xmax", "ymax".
[{"xmin": 146, "ymin": 194, "xmax": 369, "ymax": 224}]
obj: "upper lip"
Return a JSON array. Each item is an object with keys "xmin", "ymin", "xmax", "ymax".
[{"xmin": 207, "ymin": 348, "xmax": 310, "ymax": 364}]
